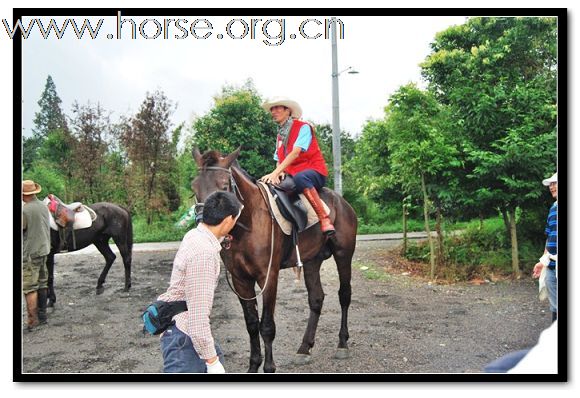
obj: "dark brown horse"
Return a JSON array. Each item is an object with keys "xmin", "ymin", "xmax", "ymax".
[
  {"xmin": 45, "ymin": 202, "xmax": 133, "ymax": 307},
  {"xmin": 191, "ymin": 148, "xmax": 357, "ymax": 373}
]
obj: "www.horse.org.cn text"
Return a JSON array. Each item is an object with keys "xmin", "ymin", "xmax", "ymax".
[{"xmin": 3, "ymin": 13, "xmax": 345, "ymax": 46}]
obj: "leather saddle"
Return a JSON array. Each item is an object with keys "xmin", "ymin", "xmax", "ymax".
[
  {"xmin": 46, "ymin": 194, "xmax": 88, "ymax": 251},
  {"xmin": 267, "ymin": 176, "xmax": 308, "ymax": 233},
  {"xmin": 47, "ymin": 194, "xmax": 83, "ymax": 227}
]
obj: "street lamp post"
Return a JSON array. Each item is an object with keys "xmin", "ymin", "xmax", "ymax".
[{"xmin": 330, "ymin": 17, "xmax": 358, "ymax": 197}]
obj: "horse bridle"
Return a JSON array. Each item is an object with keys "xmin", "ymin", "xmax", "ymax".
[{"xmin": 192, "ymin": 166, "xmax": 245, "ymax": 223}]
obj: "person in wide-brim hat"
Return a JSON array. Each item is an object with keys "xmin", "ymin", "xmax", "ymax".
[
  {"xmin": 261, "ymin": 97, "xmax": 303, "ymax": 119},
  {"xmin": 22, "ymin": 180, "xmax": 42, "ymax": 196},
  {"xmin": 260, "ymin": 96, "xmax": 335, "ymax": 236},
  {"xmin": 22, "ymin": 178, "xmax": 51, "ymax": 332}
]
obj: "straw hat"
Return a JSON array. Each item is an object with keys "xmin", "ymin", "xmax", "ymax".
[
  {"xmin": 22, "ymin": 180, "xmax": 42, "ymax": 195},
  {"xmin": 262, "ymin": 97, "xmax": 303, "ymax": 119}
]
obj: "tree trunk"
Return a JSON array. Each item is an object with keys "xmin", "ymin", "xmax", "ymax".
[
  {"xmin": 402, "ymin": 202, "xmax": 408, "ymax": 256},
  {"xmin": 421, "ymin": 174, "xmax": 436, "ymax": 280},
  {"xmin": 501, "ymin": 208, "xmax": 510, "ymax": 243},
  {"xmin": 436, "ymin": 206, "xmax": 444, "ymax": 267},
  {"xmin": 146, "ymin": 167, "xmax": 157, "ymax": 226},
  {"xmin": 508, "ymin": 207, "xmax": 520, "ymax": 278}
]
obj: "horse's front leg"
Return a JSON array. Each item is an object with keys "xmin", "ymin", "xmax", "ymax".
[
  {"xmin": 260, "ymin": 270, "xmax": 279, "ymax": 373},
  {"xmin": 235, "ymin": 276, "xmax": 263, "ymax": 373}
]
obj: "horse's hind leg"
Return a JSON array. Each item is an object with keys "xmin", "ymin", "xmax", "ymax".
[
  {"xmin": 93, "ymin": 239, "xmax": 116, "ymax": 295},
  {"xmin": 296, "ymin": 258, "xmax": 324, "ymax": 363},
  {"xmin": 46, "ymin": 253, "xmax": 56, "ymax": 307},
  {"xmin": 112, "ymin": 237, "xmax": 132, "ymax": 292},
  {"xmin": 334, "ymin": 252, "xmax": 353, "ymax": 359}
]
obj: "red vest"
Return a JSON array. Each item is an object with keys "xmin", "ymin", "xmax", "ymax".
[{"xmin": 276, "ymin": 120, "xmax": 328, "ymax": 177}]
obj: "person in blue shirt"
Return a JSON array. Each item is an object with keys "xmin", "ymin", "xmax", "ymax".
[{"xmin": 532, "ymin": 172, "xmax": 558, "ymax": 323}]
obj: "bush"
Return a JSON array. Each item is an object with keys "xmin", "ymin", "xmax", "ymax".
[{"xmin": 404, "ymin": 218, "xmax": 544, "ymax": 280}]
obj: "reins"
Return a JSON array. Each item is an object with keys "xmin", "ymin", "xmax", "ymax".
[{"xmin": 199, "ymin": 165, "xmax": 276, "ymax": 301}]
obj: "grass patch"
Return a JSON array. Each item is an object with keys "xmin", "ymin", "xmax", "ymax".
[
  {"xmin": 133, "ymin": 216, "xmax": 189, "ymax": 243},
  {"xmin": 357, "ymin": 219, "xmax": 427, "ymax": 235},
  {"xmin": 354, "ymin": 261, "xmax": 391, "ymax": 281}
]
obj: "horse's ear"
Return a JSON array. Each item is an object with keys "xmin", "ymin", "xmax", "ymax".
[
  {"xmin": 224, "ymin": 146, "xmax": 241, "ymax": 168},
  {"xmin": 192, "ymin": 147, "xmax": 203, "ymax": 167}
]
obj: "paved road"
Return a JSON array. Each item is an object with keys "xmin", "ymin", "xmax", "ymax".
[{"xmin": 59, "ymin": 232, "xmax": 433, "ymax": 256}]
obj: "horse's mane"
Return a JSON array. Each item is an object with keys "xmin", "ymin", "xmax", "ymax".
[{"xmin": 232, "ymin": 160, "xmax": 257, "ymax": 183}]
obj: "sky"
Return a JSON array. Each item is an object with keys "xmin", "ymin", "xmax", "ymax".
[
  {"xmin": 20, "ymin": 13, "xmax": 467, "ymax": 139},
  {"xmin": 2, "ymin": 0, "xmax": 579, "ymax": 395}
]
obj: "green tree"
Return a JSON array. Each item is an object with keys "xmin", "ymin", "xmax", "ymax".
[
  {"xmin": 119, "ymin": 90, "xmax": 177, "ymax": 224},
  {"xmin": 24, "ymin": 75, "xmax": 69, "ymax": 171},
  {"xmin": 192, "ymin": 80, "xmax": 276, "ymax": 178},
  {"xmin": 345, "ymin": 119, "xmax": 393, "ymax": 203},
  {"xmin": 385, "ymin": 84, "xmax": 459, "ymax": 279},
  {"xmin": 36, "ymin": 128, "xmax": 76, "ymax": 201},
  {"xmin": 421, "ymin": 17, "xmax": 557, "ymax": 276},
  {"xmin": 314, "ymin": 123, "xmax": 355, "ymax": 192},
  {"xmin": 69, "ymin": 102, "xmax": 109, "ymax": 203}
]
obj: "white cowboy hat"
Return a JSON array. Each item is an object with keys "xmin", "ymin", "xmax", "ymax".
[
  {"xmin": 22, "ymin": 180, "xmax": 42, "ymax": 195},
  {"xmin": 542, "ymin": 172, "xmax": 557, "ymax": 186},
  {"xmin": 262, "ymin": 97, "xmax": 303, "ymax": 119}
]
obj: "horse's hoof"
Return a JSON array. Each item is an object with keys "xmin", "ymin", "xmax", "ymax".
[
  {"xmin": 123, "ymin": 287, "xmax": 131, "ymax": 292},
  {"xmin": 334, "ymin": 348, "xmax": 350, "ymax": 360},
  {"xmin": 294, "ymin": 353, "xmax": 312, "ymax": 365},
  {"xmin": 96, "ymin": 286, "xmax": 105, "ymax": 295},
  {"xmin": 47, "ymin": 301, "xmax": 54, "ymax": 308}
]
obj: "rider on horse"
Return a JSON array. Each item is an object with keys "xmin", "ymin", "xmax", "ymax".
[{"xmin": 260, "ymin": 97, "xmax": 335, "ymax": 236}]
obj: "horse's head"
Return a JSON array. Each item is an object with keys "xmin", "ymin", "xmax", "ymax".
[{"xmin": 191, "ymin": 147, "xmax": 241, "ymax": 222}]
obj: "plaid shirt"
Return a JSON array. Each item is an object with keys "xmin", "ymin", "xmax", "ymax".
[{"xmin": 157, "ymin": 224, "xmax": 222, "ymax": 359}]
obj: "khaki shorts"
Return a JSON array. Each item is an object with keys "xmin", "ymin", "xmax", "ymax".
[{"xmin": 22, "ymin": 255, "xmax": 48, "ymax": 294}]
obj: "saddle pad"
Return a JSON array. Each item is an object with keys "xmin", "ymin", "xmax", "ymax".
[
  {"xmin": 258, "ymin": 182, "xmax": 330, "ymax": 235},
  {"xmin": 48, "ymin": 205, "xmax": 95, "ymax": 231}
]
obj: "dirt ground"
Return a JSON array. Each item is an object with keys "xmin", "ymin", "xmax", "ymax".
[{"xmin": 21, "ymin": 239, "xmax": 552, "ymax": 374}]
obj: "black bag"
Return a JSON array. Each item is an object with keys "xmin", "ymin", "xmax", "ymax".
[{"xmin": 142, "ymin": 300, "xmax": 187, "ymax": 335}]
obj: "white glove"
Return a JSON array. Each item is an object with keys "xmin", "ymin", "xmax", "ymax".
[{"xmin": 206, "ymin": 358, "xmax": 225, "ymax": 374}]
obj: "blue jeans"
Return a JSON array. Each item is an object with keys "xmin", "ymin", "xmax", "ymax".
[
  {"xmin": 484, "ymin": 349, "xmax": 530, "ymax": 373},
  {"xmin": 293, "ymin": 169, "xmax": 326, "ymax": 192},
  {"xmin": 160, "ymin": 324, "xmax": 224, "ymax": 373},
  {"xmin": 546, "ymin": 267, "xmax": 557, "ymax": 313}
]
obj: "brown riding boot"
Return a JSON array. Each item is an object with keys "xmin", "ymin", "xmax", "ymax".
[
  {"xmin": 25, "ymin": 291, "xmax": 39, "ymax": 331},
  {"xmin": 303, "ymin": 187, "xmax": 335, "ymax": 235}
]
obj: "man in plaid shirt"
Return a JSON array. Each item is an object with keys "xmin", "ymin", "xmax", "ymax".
[{"xmin": 158, "ymin": 191, "xmax": 242, "ymax": 373}]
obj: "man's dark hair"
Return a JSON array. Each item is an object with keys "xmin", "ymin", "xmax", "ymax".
[{"xmin": 202, "ymin": 191, "xmax": 242, "ymax": 226}]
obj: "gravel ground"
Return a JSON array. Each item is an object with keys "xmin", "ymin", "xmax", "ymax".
[{"xmin": 20, "ymin": 239, "xmax": 552, "ymax": 375}]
